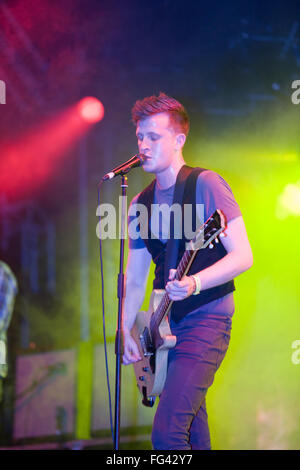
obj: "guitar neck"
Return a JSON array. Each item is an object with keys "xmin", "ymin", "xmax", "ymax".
[
  {"xmin": 150, "ymin": 209, "xmax": 224, "ymax": 330},
  {"xmin": 151, "ymin": 249, "xmax": 197, "ymax": 328}
]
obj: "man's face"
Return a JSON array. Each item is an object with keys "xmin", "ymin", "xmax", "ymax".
[{"xmin": 136, "ymin": 112, "xmax": 179, "ymax": 174}]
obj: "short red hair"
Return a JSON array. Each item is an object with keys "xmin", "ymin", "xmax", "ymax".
[{"xmin": 131, "ymin": 92, "xmax": 190, "ymax": 136}]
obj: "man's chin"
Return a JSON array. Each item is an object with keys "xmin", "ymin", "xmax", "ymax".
[
  {"xmin": 142, "ymin": 166, "xmax": 154, "ymax": 173},
  {"xmin": 142, "ymin": 162, "xmax": 156, "ymax": 173}
]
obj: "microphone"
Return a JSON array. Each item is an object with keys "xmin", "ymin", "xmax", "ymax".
[{"xmin": 101, "ymin": 154, "xmax": 145, "ymax": 181}]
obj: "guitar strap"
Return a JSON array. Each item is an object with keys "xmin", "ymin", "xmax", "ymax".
[{"xmin": 163, "ymin": 164, "xmax": 205, "ymax": 285}]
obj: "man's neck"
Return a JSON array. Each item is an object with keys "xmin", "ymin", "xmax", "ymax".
[{"xmin": 155, "ymin": 157, "xmax": 186, "ymax": 190}]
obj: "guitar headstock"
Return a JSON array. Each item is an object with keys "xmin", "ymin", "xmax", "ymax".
[{"xmin": 186, "ymin": 209, "xmax": 226, "ymax": 251}]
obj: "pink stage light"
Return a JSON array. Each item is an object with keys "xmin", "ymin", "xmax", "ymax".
[
  {"xmin": 78, "ymin": 97, "xmax": 105, "ymax": 123},
  {"xmin": 0, "ymin": 97, "xmax": 105, "ymax": 200}
]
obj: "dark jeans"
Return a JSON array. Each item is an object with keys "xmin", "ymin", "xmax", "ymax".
[{"xmin": 151, "ymin": 312, "xmax": 232, "ymax": 450}]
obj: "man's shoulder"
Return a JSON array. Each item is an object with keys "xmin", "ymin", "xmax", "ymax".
[
  {"xmin": 196, "ymin": 168, "xmax": 221, "ymax": 181},
  {"xmin": 184, "ymin": 166, "xmax": 221, "ymax": 183},
  {"xmin": 196, "ymin": 169, "xmax": 231, "ymax": 189}
]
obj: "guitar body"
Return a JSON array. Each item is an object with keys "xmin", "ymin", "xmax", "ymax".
[{"xmin": 131, "ymin": 289, "xmax": 176, "ymax": 406}]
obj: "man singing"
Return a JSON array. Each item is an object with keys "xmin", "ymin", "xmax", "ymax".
[{"xmin": 122, "ymin": 92, "xmax": 253, "ymax": 450}]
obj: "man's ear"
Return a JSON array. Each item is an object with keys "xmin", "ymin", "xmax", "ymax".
[
  {"xmin": 175, "ymin": 133, "xmax": 186, "ymax": 149},
  {"xmin": 176, "ymin": 134, "xmax": 186, "ymax": 150}
]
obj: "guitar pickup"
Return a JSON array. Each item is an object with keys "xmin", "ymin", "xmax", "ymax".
[{"xmin": 139, "ymin": 328, "xmax": 154, "ymax": 357}]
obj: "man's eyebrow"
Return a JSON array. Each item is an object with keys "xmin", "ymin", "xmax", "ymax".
[{"xmin": 136, "ymin": 131, "xmax": 161, "ymax": 138}]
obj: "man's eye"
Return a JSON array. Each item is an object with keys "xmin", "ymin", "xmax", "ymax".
[{"xmin": 150, "ymin": 135, "xmax": 160, "ymax": 141}]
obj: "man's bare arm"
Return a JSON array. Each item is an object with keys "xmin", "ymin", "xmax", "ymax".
[
  {"xmin": 123, "ymin": 246, "xmax": 152, "ymax": 364},
  {"xmin": 197, "ymin": 215, "xmax": 253, "ymax": 290},
  {"xmin": 166, "ymin": 216, "xmax": 253, "ymax": 299}
]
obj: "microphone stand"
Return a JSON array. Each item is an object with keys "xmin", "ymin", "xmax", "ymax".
[
  {"xmin": 99, "ymin": 155, "xmax": 144, "ymax": 449},
  {"xmin": 114, "ymin": 173, "xmax": 128, "ymax": 450}
]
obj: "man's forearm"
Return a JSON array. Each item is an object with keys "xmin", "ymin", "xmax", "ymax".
[
  {"xmin": 123, "ymin": 281, "xmax": 147, "ymax": 331},
  {"xmin": 195, "ymin": 250, "xmax": 253, "ymax": 291}
]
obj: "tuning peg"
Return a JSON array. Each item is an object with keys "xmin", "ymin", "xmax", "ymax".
[
  {"xmin": 215, "ymin": 237, "xmax": 219, "ymax": 243},
  {"xmin": 219, "ymin": 232, "xmax": 225, "ymax": 238},
  {"xmin": 209, "ymin": 243, "xmax": 214, "ymax": 249}
]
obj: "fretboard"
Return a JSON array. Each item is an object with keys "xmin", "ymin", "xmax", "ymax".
[
  {"xmin": 150, "ymin": 248, "xmax": 197, "ymax": 330},
  {"xmin": 149, "ymin": 209, "xmax": 224, "ymax": 332}
]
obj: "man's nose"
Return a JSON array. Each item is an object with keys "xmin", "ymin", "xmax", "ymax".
[{"xmin": 140, "ymin": 137, "xmax": 151, "ymax": 153}]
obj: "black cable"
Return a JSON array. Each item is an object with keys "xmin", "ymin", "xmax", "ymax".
[{"xmin": 97, "ymin": 183, "xmax": 114, "ymax": 443}]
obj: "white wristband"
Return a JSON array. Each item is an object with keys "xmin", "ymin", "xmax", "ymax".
[{"xmin": 191, "ymin": 274, "xmax": 201, "ymax": 295}]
